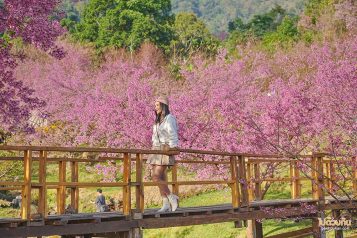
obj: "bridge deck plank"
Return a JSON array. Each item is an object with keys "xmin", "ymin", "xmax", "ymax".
[{"xmin": 0, "ymin": 197, "xmax": 353, "ymax": 224}]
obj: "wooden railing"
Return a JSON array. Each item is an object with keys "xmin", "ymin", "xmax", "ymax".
[{"xmin": 0, "ymin": 146, "xmax": 355, "ymax": 221}]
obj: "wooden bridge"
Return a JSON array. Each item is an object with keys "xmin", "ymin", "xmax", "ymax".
[{"xmin": 0, "ymin": 145, "xmax": 356, "ymax": 238}]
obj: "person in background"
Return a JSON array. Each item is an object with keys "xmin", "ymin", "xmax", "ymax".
[
  {"xmin": 11, "ymin": 194, "xmax": 22, "ymax": 209},
  {"xmin": 95, "ymin": 189, "xmax": 107, "ymax": 212}
]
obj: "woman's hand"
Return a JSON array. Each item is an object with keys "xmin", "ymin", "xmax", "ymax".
[{"xmin": 162, "ymin": 144, "xmax": 170, "ymax": 151}]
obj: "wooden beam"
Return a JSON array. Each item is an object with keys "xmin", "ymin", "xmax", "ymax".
[
  {"xmin": 143, "ymin": 180, "xmax": 234, "ymax": 186},
  {"xmin": 138, "ymin": 205, "xmax": 320, "ymax": 229},
  {"xmin": 316, "ymin": 156, "xmax": 325, "ymax": 203},
  {"xmin": 311, "ymin": 157, "xmax": 319, "ymax": 201},
  {"xmin": 238, "ymin": 155, "xmax": 249, "ymax": 207},
  {"xmin": 247, "ymin": 163, "xmax": 254, "ymax": 202},
  {"xmin": 290, "ymin": 161, "xmax": 301, "ymax": 199},
  {"xmin": 21, "ymin": 150, "xmax": 32, "ymax": 220},
  {"xmin": 0, "ymin": 220, "xmax": 137, "ymax": 237},
  {"xmin": 312, "ymin": 217, "xmax": 324, "ymax": 238},
  {"xmin": 312, "ymin": 155, "xmax": 326, "ymax": 238},
  {"xmin": 123, "ymin": 153, "xmax": 131, "ymax": 215},
  {"xmin": 252, "ymin": 220, "xmax": 263, "ymax": 238},
  {"xmin": 47, "ymin": 182, "xmax": 127, "ymax": 187},
  {"xmin": 353, "ymin": 157, "xmax": 357, "ymax": 199},
  {"xmin": 176, "ymin": 160, "xmax": 230, "ymax": 164},
  {"xmin": 230, "ymin": 156, "xmax": 240, "ymax": 208},
  {"xmin": 38, "ymin": 151, "xmax": 47, "ymax": 217},
  {"xmin": 135, "ymin": 153, "xmax": 144, "ymax": 212},
  {"xmin": 71, "ymin": 161, "xmax": 79, "ymax": 213},
  {"xmin": 172, "ymin": 163, "xmax": 179, "ymax": 196},
  {"xmin": 57, "ymin": 161, "xmax": 66, "ymax": 214},
  {"xmin": 254, "ymin": 163, "xmax": 261, "ymax": 200}
]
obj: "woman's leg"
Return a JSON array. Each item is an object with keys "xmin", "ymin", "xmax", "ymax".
[{"xmin": 152, "ymin": 165, "xmax": 171, "ymax": 196}]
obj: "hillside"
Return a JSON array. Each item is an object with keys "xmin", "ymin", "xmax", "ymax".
[
  {"xmin": 63, "ymin": 0, "xmax": 307, "ymax": 34},
  {"xmin": 171, "ymin": 0, "xmax": 307, "ymax": 34}
]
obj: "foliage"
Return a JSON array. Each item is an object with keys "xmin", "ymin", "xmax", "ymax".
[
  {"xmin": 226, "ymin": 5, "xmax": 295, "ymax": 51},
  {"xmin": 0, "ymin": 0, "xmax": 64, "ymax": 134},
  {"xmin": 171, "ymin": 0, "xmax": 306, "ymax": 34},
  {"xmin": 14, "ymin": 33, "xmax": 357, "ymax": 183},
  {"xmin": 0, "ymin": 151, "xmax": 21, "ymax": 181},
  {"xmin": 170, "ymin": 12, "xmax": 219, "ymax": 58},
  {"xmin": 228, "ymin": 5, "xmax": 287, "ymax": 38},
  {"xmin": 71, "ymin": 0, "xmax": 174, "ymax": 52},
  {"xmin": 60, "ymin": 0, "xmax": 81, "ymax": 33},
  {"xmin": 262, "ymin": 16, "xmax": 300, "ymax": 52}
]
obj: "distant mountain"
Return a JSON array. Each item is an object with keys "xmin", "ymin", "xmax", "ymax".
[
  {"xmin": 64, "ymin": 0, "xmax": 307, "ymax": 34},
  {"xmin": 171, "ymin": 0, "xmax": 307, "ymax": 34}
]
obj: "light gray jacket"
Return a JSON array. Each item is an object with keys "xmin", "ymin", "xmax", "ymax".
[{"xmin": 152, "ymin": 114, "xmax": 179, "ymax": 148}]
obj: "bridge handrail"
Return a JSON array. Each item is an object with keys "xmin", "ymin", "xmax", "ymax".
[{"xmin": 0, "ymin": 145, "xmax": 355, "ymax": 220}]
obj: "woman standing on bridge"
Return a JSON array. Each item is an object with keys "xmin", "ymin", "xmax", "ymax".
[{"xmin": 147, "ymin": 95, "xmax": 180, "ymax": 213}]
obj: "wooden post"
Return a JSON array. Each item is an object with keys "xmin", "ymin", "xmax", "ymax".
[
  {"xmin": 311, "ymin": 156, "xmax": 316, "ymax": 199},
  {"xmin": 172, "ymin": 163, "xmax": 179, "ymax": 196},
  {"xmin": 353, "ymin": 157, "xmax": 357, "ymax": 198},
  {"xmin": 135, "ymin": 153, "xmax": 144, "ymax": 212},
  {"xmin": 246, "ymin": 161, "xmax": 263, "ymax": 238},
  {"xmin": 330, "ymin": 161, "xmax": 336, "ymax": 193},
  {"xmin": 316, "ymin": 155, "xmax": 325, "ymax": 202},
  {"xmin": 123, "ymin": 153, "xmax": 131, "ymax": 215},
  {"xmin": 247, "ymin": 162, "xmax": 254, "ymax": 202},
  {"xmin": 57, "ymin": 160, "xmax": 66, "ymax": 214},
  {"xmin": 332, "ymin": 210, "xmax": 343, "ymax": 238},
  {"xmin": 311, "ymin": 154, "xmax": 326, "ymax": 238},
  {"xmin": 290, "ymin": 160, "xmax": 301, "ymax": 199},
  {"xmin": 253, "ymin": 163, "xmax": 261, "ymax": 201},
  {"xmin": 230, "ymin": 156, "xmax": 240, "ymax": 208},
  {"xmin": 253, "ymin": 220, "xmax": 263, "ymax": 238},
  {"xmin": 71, "ymin": 161, "xmax": 79, "ymax": 213},
  {"xmin": 21, "ymin": 150, "xmax": 32, "ymax": 220},
  {"xmin": 238, "ymin": 155, "xmax": 248, "ymax": 207},
  {"xmin": 38, "ymin": 150, "xmax": 47, "ymax": 217},
  {"xmin": 325, "ymin": 161, "xmax": 333, "ymax": 193}
]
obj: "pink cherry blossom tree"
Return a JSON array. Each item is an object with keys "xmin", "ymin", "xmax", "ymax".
[{"xmin": 0, "ymin": 0, "xmax": 64, "ymax": 134}]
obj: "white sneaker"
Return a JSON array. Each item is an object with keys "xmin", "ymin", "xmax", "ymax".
[
  {"xmin": 157, "ymin": 197, "xmax": 171, "ymax": 213},
  {"xmin": 167, "ymin": 194, "xmax": 179, "ymax": 212}
]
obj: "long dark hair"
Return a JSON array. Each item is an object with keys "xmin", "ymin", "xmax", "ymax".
[{"xmin": 155, "ymin": 102, "xmax": 170, "ymax": 124}]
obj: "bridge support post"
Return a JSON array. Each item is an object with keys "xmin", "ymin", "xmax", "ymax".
[
  {"xmin": 230, "ymin": 156, "xmax": 240, "ymax": 208},
  {"xmin": 57, "ymin": 160, "xmax": 66, "ymax": 214},
  {"xmin": 247, "ymin": 220, "xmax": 263, "ymax": 238},
  {"xmin": 253, "ymin": 163, "xmax": 261, "ymax": 201},
  {"xmin": 21, "ymin": 150, "xmax": 32, "ymax": 220},
  {"xmin": 311, "ymin": 154, "xmax": 326, "ymax": 238},
  {"xmin": 172, "ymin": 163, "xmax": 179, "ymax": 196},
  {"xmin": 324, "ymin": 161, "xmax": 332, "ymax": 193},
  {"xmin": 290, "ymin": 160, "xmax": 301, "ymax": 199},
  {"xmin": 247, "ymin": 162, "xmax": 254, "ymax": 201},
  {"xmin": 70, "ymin": 161, "xmax": 79, "ymax": 213},
  {"xmin": 128, "ymin": 228, "xmax": 143, "ymax": 238},
  {"xmin": 135, "ymin": 153, "xmax": 144, "ymax": 213},
  {"xmin": 38, "ymin": 150, "xmax": 47, "ymax": 217},
  {"xmin": 353, "ymin": 157, "xmax": 357, "ymax": 198},
  {"xmin": 332, "ymin": 210, "xmax": 344, "ymax": 238},
  {"xmin": 238, "ymin": 155, "xmax": 248, "ymax": 206},
  {"xmin": 123, "ymin": 153, "xmax": 131, "ymax": 215}
]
